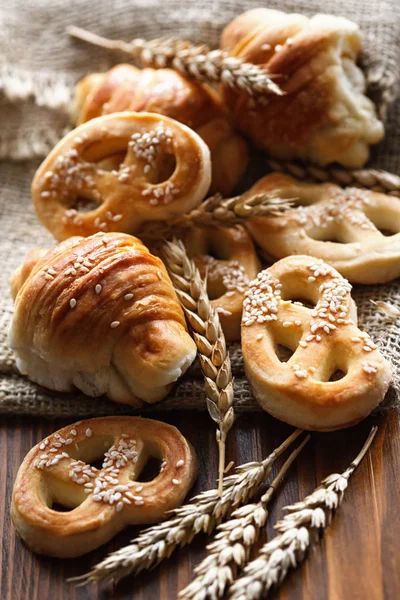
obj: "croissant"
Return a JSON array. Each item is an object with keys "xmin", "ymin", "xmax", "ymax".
[
  {"xmin": 74, "ymin": 64, "xmax": 249, "ymax": 195},
  {"xmin": 220, "ymin": 8, "xmax": 384, "ymax": 168},
  {"xmin": 9, "ymin": 232, "xmax": 197, "ymax": 407}
]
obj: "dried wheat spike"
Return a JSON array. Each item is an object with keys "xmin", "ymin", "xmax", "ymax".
[
  {"xmin": 67, "ymin": 26, "xmax": 283, "ymax": 97},
  {"xmin": 229, "ymin": 426, "xmax": 378, "ymax": 600},
  {"xmin": 163, "ymin": 238, "xmax": 235, "ymax": 495},
  {"xmin": 267, "ymin": 157, "xmax": 400, "ymax": 197},
  {"xmin": 189, "ymin": 191, "xmax": 294, "ymax": 226},
  {"xmin": 179, "ymin": 435, "xmax": 310, "ymax": 600},
  {"xmin": 138, "ymin": 191, "xmax": 293, "ymax": 242},
  {"xmin": 70, "ymin": 429, "xmax": 303, "ymax": 587}
]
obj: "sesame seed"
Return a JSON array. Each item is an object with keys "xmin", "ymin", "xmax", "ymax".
[
  {"xmin": 69, "ymin": 298, "xmax": 77, "ymax": 309},
  {"xmin": 110, "ymin": 321, "xmax": 120, "ymax": 328},
  {"xmin": 95, "ymin": 284, "xmax": 102, "ymax": 295},
  {"xmin": 172, "ymin": 479, "xmax": 181, "ymax": 485},
  {"xmin": 124, "ymin": 293, "xmax": 133, "ymax": 300},
  {"xmin": 85, "ymin": 428, "xmax": 92, "ymax": 437},
  {"xmin": 176, "ymin": 460, "xmax": 184, "ymax": 468}
]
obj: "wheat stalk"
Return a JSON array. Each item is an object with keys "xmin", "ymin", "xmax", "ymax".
[
  {"xmin": 70, "ymin": 429, "xmax": 304, "ymax": 587},
  {"xmin": 229, "ymin": 426, "xmax": 378, "ymax": 600},
  {"xmin": 189, "ymin": 192, "xmax": 294, "ymax": 225},
  {"xmin": 267, "ymin": 157, "xmax": 400, "ymax": 197},
  {"xmin": 67, "ymin": 26, "xmax": 283, "ymax": 97},
  {"xmin": 179, "ymin": 435, "xmax": 310, "ymax": 600},
  {"xmin": 139, "ymin": 192, "xmax": 294, "ymax": 242},
  {"xmin": 163, "ymin": 238, "xmax": 235, "ymax": 495}
]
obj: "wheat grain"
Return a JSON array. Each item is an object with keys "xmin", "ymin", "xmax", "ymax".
[
  {"xmin": 229, "ymin": 426, "xmax": 378, "ymax": 600},
  {"xmin": 138, "ymin": 191, "xmax": 293, "ymax": 242},
  {"xmin": 179, "ymin": 435, "xmax": 310, "ymax": 600},
  {"xmin": 163, "ymin": 238, "xmax": 234, "ymax": 495},
  {"xmin": 67, "ymin": 26, "xmax": 283, "ymax": 97},
  {"xmin": 267, "ymin": 157, "xmax": 400, "ymax": 197},
  {"xmin": 69, "ymin": 429, "xmax": 303, "ymax": 586}
]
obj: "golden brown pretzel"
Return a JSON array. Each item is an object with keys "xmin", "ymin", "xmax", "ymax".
[
  {"xmin": 220, "ymin": 8, "xmax": 384, "ymax": 167},
  {"xmin": 9, "ymin": 232, "xmax": 197, "ymax": 407},
  {"xmin": 183, "ymin": 227, "xmax": 261, "ymax": 341},
  {"xmin": 74, "ymin": 64, "xmax": 249, "ymax": 195},
  {"xmin": 241, "ymin": 256, "xmax": 392, "ymax": 431},
  {"xmin": 245, "ymin": 172, "xmax": 400, "ymax": 284},
  {"xmin": 11, "ymin": 417, "xmax": 198, "ymax": 557},
  {"xmin": 32, "ymin": 112, "xmax": 211, "ymax": 241}
]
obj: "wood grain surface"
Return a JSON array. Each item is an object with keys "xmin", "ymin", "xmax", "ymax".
[{"xmin": 0, "ymin": 408, "xmax": 399, "ymax": 600}]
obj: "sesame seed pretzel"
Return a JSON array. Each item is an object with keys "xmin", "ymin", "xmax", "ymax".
[
  {"xmin": 184, "ymin": 226, "xmax": 261, "ymax": 341},
  {"xmin": 241, "ymin": 255, "xmax": 392, "ymax": 431},
  {"xmin": 11, "ymin": 417, "xmax": 198, "ymax": 558},
  {"xmin": 245, "ymin": 173, "xmax": 400, "ymax": 283},
  {"xmin": 32, "ymin": 112, "xmax": 211, "ymax": 241}
]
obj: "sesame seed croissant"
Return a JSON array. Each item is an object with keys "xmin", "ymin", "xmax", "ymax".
[
  {"xmin": 9, "ymin": 232, "xmax": 197, "ymax": 407},
  {"xmin": 220, "ymin": 8, "xmax": 384, "ymax": 168},
  {"xmin": 74, "ymin": 64, "xmax": 249, "ymax": 195}
]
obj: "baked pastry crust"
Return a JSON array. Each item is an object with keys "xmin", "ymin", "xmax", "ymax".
[
  {"xmin": 183, "ymin": 226, "xmax": 261, "ymax": 341},
  {"xmin": 245, "ymin": 172, "xmax": 400, "ymax": 284},
  {"xmin": 9, "ymin": 232, "xmax": 197, "ymax": 406},
  {"xmin": 32, "ymin": 112, "xmax": 211, "ymax": 241},
  {"xmin": 11, "ymin": 416, "xmax": 198, "ymax": 557},
  {"xmin": 74, "ymin": 64, "xmax": 249, "ymax": 195},
  {"xmin": 241, "ymin": 255, "xmax": 392, "ymax": 431},
  {"xmin": 220, "ymin": 8, "xmax": 384, "ymax": 168}
]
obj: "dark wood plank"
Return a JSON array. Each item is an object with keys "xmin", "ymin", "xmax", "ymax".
[{"xmin": 0, "ymin": 409, "xmax": 399, "ymax": 600}]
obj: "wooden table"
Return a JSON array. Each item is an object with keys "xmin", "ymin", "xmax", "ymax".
[{"xmin": 1, "ymin": 409, "xmax": 399, "ymax": 599}]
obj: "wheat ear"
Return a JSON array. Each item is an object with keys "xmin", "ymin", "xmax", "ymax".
[
  {"xmin": 138, "ymin": 192, "xmax": 294, "ymax": 242},
  {"xmin": 229, "ymin": 426, "xmax": 378, "ymax": 600},
  {"xmin": 163, "ymin": 238, "xmax": 235, "ymax": 495},
  {"xmin": 267, "ymin": 157, "xmax": 400, "ymax": 197},
  {"xmin": 67, "ymin": 26, "xmax": 283, "ymax": 97},
  {"xmin": 69, "ymin": 429, "xmax": 304, "ymax": 587},
  {"xmin": 180, "ymin": 435, "xmax": 310, "ymax": 600}
]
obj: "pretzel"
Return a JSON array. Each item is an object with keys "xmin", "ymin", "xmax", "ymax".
[
  {"xmin": 31, "ymin": 112, "xmax": 211, "ymax": 241},
  {"xmin": 11, "ymin": 417, "xmax": 198, "ymax": 558},
  {"xmin": 241, "ymin": 255, "xmax": 392, "ymax": 431},
  {"xmin": 183, "ymin": 226, "xmax": 261, "ymax": 341},
  {"xmin": 74, "ymin": 64, "xmax": 249, "ymax": 196},
  {"xmin": 245, "ymin": 173, "xmax": 400, "ymax": 284}
]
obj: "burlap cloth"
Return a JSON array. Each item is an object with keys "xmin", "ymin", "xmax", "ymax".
[{"xmin": 1, "ymin": 0, "xmax": 400, "ymax": 417}]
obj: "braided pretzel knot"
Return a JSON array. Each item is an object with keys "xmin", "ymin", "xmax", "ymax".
[
  {"xmin": 245, "ymin": 173, "xmax": 400, "ymax": 283},
  {"xmin": 241, "ymin": 256, "xmax": 392, "ymax": 431},
  {"xmin": 32, "ymin": 112, "xmax": 211, "ymax": 241},
  {"xmin": 11, "ymin": 417, "xmax": 198, "ymax": 558},
  {"xmin": 183, "ymin": 227, "xmax": 260, "ymax": 341}
]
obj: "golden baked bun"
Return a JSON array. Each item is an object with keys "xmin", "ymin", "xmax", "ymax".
[
  {"xmin": 220, "ymin": 8, "xmax": 384, "ymax": 168},
  {"xmin": 183, "ymin": 226, "xmax": 261, "ymax": 341},
  {"xmin": 9, "ymin": 232, "xmax": 197, "ymax": 407},
  {"xmin": 74, "ymin": 64, "xmax": 249, "ymax": 195},
  {"xmin": 244, "ymin": 172, "xmax": 400, "ymax": 284},
  {"xmin": 241, "ymin": 255, "xmax": 392, "ymax": 431},
  {"xmin": 12, "ymin": 417, "xmax": 198, "ymax": 557},
  {"xmin": 32, "ymin": 112, "xmax": 211, "ymax": 241}
]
